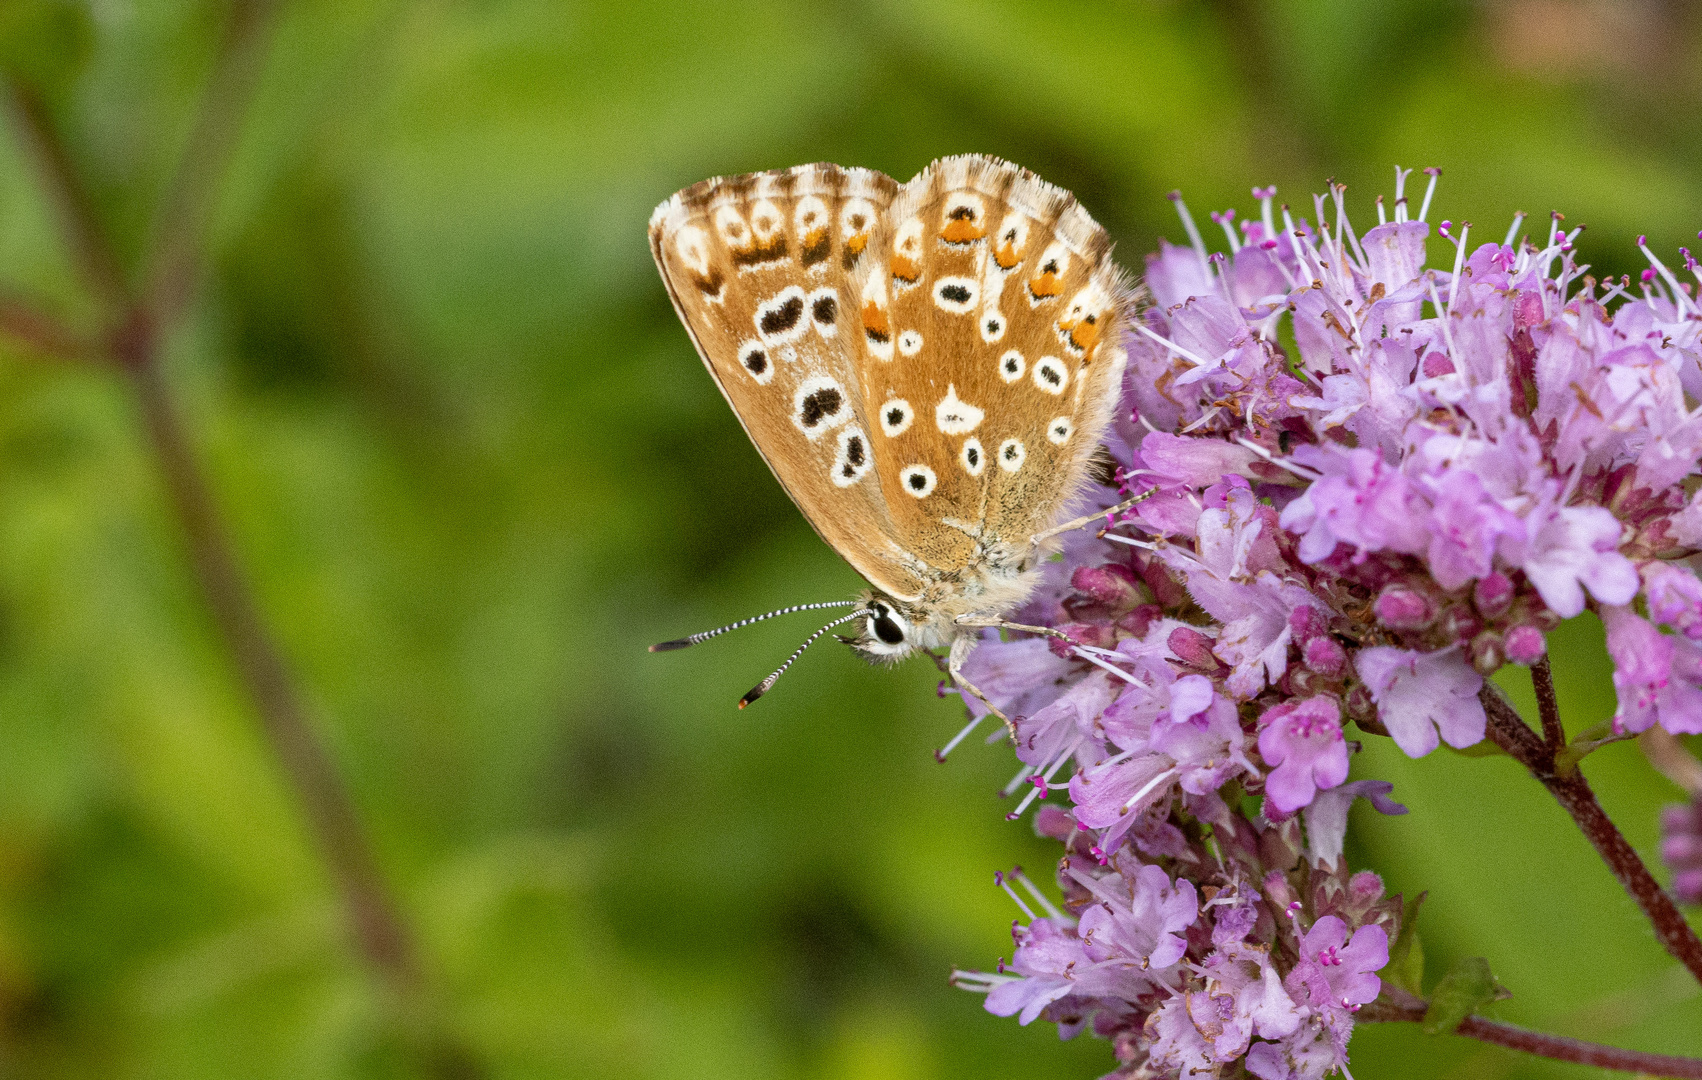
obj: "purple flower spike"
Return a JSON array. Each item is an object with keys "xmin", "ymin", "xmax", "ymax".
[{"xmin": 1258, "ymin": 697, "xmax": 1351, "ymax": 813}]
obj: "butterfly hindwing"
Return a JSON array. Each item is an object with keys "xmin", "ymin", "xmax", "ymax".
[{"xmin": 852, "ymin": 156, "xmax": 1134, "ymax": 562}]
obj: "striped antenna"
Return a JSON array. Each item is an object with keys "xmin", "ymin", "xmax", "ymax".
[
  {"xmin": 739, "ymin": 610, "xmax": 866, "ymax": 708},
  {"xmin": 649, "ymin": 600, "xmax": 858, "ymax": 652}
]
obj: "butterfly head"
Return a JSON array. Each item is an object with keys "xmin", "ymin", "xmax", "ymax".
[{"xmin": 840, "ymin": 595, "xmax": 917, "ymax": 662}]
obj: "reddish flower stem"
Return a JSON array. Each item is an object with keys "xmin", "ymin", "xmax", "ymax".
[
  {"xmin": 2, "ymin": 15, "xmax": 482, "ymax": 1077},
  {"xmin": 1530, "ymin": 656, "xmax": 1564, "ymax": 749},
  {"xmin": 1480, "ymin": 688, "xmax": 1702, "ymax": 986},
  {"xmin": 1366, "ymin": 998, "xmax": 1702, "ymax": 1077}
]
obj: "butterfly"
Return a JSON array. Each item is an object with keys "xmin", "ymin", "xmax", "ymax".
[{"xmin": 647, "ymin": 155, "xmax": 1151, "ymax": 720}]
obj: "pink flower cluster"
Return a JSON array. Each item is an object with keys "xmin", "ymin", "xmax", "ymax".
[{"xmin": 953, "ymin": 171, "xmax": 1702, "ymax": 1078}]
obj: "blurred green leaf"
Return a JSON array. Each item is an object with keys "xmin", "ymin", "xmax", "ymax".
[
  {"xmin": 1386, "ymin": 890, "xmax": 1426, "ymax": 997},
  {"xmin": 1422, "ymin": 955, "xmax": 1510, "ymax": 1035}
]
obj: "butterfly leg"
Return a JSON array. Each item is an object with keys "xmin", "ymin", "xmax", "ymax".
[
  {"xmin": 946, "ymin": 633, "xmax": 1015, "ymax": 739},
  {"xmin": 955, "ymin": 616, "xmax": 1085, "ymax": 653},
  {"xmin": 1030, "ymin": 486, "xmax": 1160, "ymax": 545}
]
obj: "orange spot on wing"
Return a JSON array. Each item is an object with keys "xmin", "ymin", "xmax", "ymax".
[
  {"xmin": 994, "ymin": 241, "xmax": 1020, "ymax": 269},
  {"xmin": 1064, "ymin": 318, "xmax": 1102, "ymax": 354},
  {"xmin": 1028, "ymin": 271, "xmax": 1061, "ymax": 298},
  {"xmin": 941, "ymin": 218, "xmax": 985, "ymax": 244},
  {"xmin": 863, "ymin": 301, "xmax": 891, "ymax": 341},
  {"xmin": 891, "ymin": 254, "xmax": 921, "ymax": 283},
  {"xmin": 846, "ymin": 232, "xmax": 869, "ymax": 256}
]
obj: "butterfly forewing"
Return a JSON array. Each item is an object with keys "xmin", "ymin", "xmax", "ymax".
[
  {"xmin": 852, "ymin": 157, "xmax": 1134, "ymax": 561},
  {"xmin": 649, "ymin": 164, "xmax": 931, "ymax": 601}
]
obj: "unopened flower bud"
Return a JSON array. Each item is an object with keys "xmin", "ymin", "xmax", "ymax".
[
  {"xmin": 1473, "ymin": 571, "xmax": 1514, "ymax": 617},
  {"xmin": 1469, "ymin": 630, "xmax": 1506, "ymax": 674},
  {"xmin": 1260, "ymin": 815, "xmax": 1304, "ymax": 871},
  {"xmin": 1262, "ymin": 870, "xmax": 1296, "ymax": 912},
  {"xmin": 1117, "ymin": 604, "xmax": 1161, "ymax": 638},
  {"xmin": 1139, "ymin": 557, "xmax": 1189, "ymax": 609},
  {"xmin": 1169, "ymin": 626, "xmax": 1219, "ymax": 670},
  {"xmin": 1071, "ymin": 563, "xmax": 1144, "ymax": 610},
  {"xmin": 1033, "ymin": 804, "xmax": 1075, "ymax": 842},
  {"xmin": 1374, "ymin": 584, "xmax": 1435, "ymax": 630},
  {"xmin": 1348, "ymin": 870, "xmax": 1385, "ymax": 905},
  {"xmin": 1504, "ymin": 624, "xmax": 1546, "ymax": 665},
  {"xmin": 1049, "ymin": 623, "xmax": 1113, "ymax": 657},
  {"xmin": 1303, "ymin": 635, "xmax": 1347, "ymax": 677},
  {"xmin": 1289, "ymin": 604, "xmax": 1329, "ymax": 644}
]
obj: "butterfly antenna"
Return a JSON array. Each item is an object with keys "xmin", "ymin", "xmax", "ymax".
[
  {"xmin": 649, "ymin": 600, "xmax": 859, "ymax": 652},
  {"xmin": 739, "ymin": 611, "xmax": 865, "ymax": 708}
]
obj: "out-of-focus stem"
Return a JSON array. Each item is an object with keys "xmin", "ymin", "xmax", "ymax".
[
  {"xmin": 1365, "ymin": 996, "xmax": 1702, "ymax": 1077},
  {"xmin": 1481, "ymin": 688, "xmax": 1702, "ymax": 986},
  {"xmin": 1530, "ymin": 656, "xmax": 1563, "ymax": 748},
  {"xmin": 0, "ymin": 12, "xmax": 474, "ymax": 1068}
]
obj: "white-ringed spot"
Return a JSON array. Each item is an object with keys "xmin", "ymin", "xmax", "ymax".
[
  {"xmin": 792, "ymin": 375, "xmax": 849, "ymax": 440},
  {"xmin": 879, "ymin": 399, "xmax": 914, "ymax": 437},
  {"xmin": 832, "ymin": 427, "xmax": 872, "ymax": 487},
  {"xmin": 892, "ymin": 217, "xmax": 925, "ymax": 283},
  {"xmin": 980, "ymin": 312, "xmax": 1006, "ymax": 343},
  {"xmin": 713, "ymin": 204, "xmax": 750, "ymax": 248},
  {"xmin": 900, "ymin": 464, "xmax": 937, "ymax": 498},
  {"xmin": 807, "ymin": 286, "xmax": 839, "ymax": 337},
  {"xmin": 933, "ymin": 276, "xmax": 978, "ymax": 314},
  {"xmin": 755, "ymin": 285, "xmax": 809, "ymax": 344},
  {"xmin": 940, "ymin": 192, "xmax": 986, "ymax": 244},
  {"xmin": 992, "ymin": 212, "xmax": 1030, "ymax": 270},
  {"xmin": 796, "ymin": 195, "xmax": 831, "ymax": 268},
  {"xmin": 934, "ymin": 384, "xmax": 984, "ymax": 435},
  {"xmin": 841, "ymin": 198, "xmax": 876, "ymax": 242},
  {"xmin": 898, "ymin": 329, "xmax": 923, "ymax": 357},
  {"xmin": 998, "ymin": 349, "xmax": 1025, "ymax": 383},
  {"xmin": 1047, "ymin": 416, "xmax": 1074, "ymax": 445},
  {"xmin": 1028, "ymin": 240, "xmax": 1069, "ymax": 303},
  {"xmin": 998, "ymin": 438, "xmax": 1027, "ymax": 473},
  {"xmin": 749, "ymin": 200, "xmax": 783, "ymax": 243},
  {"xmin": 960, "ymin": 437, "xmax": 985, "ymax": 477},
  {"xmin": 1033, "ymin": 355, "xmax": 1069, "ymax": 395},
  {"xmin": 737, "ymin": 339, "xmax": 773, "ymax": 385},
  {"xmin": 674, "ymin": 225, "xmax": 711, "ymax": 275}
]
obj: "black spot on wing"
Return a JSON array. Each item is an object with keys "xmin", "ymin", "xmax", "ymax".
[
  {"xmin": 812, "ymin": 294, "xmax": 837, "ymax": 325},
  {"xmin": 939, "ymin": 283, "xmax": 971, "ymax": 304},
  {"xmin": 801, "ymin": 233, "xmax": 831, "ymax": 267},
  {"xmin": 761, "ymin": 296, "xmax": 805, "ymax": 336},
  {"xmin": 742, "ymin": 347, "xmax": 767, "ymax": 374},
  {"xmin": 800, "ymin": 388, "xmax": 842, "ymax": 428}
]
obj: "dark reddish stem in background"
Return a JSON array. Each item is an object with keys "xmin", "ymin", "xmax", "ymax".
[
  {"xmin": 1530, "ymin": 656, "xmax": 1564, "ymax": 748},
  {"xmin": 0, "ymin": 6, "xmax": 473, "ymax": 1071},
  {"xmin": 1480, "ymin": 688, "xmax": 1702, "ymax": 986},
  {"xmin": 1366, "ymin": 996, "xmax": 1702, "ymax": 1078}
]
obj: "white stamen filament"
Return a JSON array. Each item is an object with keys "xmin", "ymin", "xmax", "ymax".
[
  {"xmin": 1375, "ymin": 194, "xmax": 1387, "ymax": 227},
  {"xmin": 1641, "ymin": 240, "xmax": 1696, "ymax": 317},
  {"xmin": 997, "ymin": 873, "xmax": 1038, "ymax": 922},
  {"xmin": 1392, "ymin": 166, "xmax": 1412, "ymax": 223},
  {"xmin": 1135, "ymin": 322, "xmax": 1215, "ymax": 368},
  {"xmin": 936, "ymin": 710, "xmax": 989, "ymax": 762},
  {"xmin": 1170, "ymin": 191, "xmax": 1214, "ymax": 282},
  {"xmin": 1503, "ymin": 211, "xmax": 1526, "ymax": 249},
  {"xmin": 1011, "ymin": 867, "xmax": 1068, "ymax": 922},
  {"xmin": 1122, "ymin": 766, "xmax": 1179, "ymax": 813},
  {"xmin": 1235, "ymin": 436, "xmax": 1322, "ymax": 479},
  {"xmin": 1446, "ymin": 222, "xmax": 1469, "ymax": 314},
  {"xmin": 1417, "ymin": 167, "xmax": 1440, "ymax": 224}
]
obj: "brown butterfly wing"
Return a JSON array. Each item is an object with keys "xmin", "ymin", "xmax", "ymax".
[
  {"xmin": 850, "ymin": 156, "xmax": 1134, "ymax": 562},
  {"xmin": 649, "ymin": 164, "xmax": 930, "ymax": 601}
]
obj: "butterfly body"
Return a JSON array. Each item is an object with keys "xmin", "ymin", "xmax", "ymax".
[{"xmin": 649, "ymin": 155, "xmax": 1139, "ymax": 705}]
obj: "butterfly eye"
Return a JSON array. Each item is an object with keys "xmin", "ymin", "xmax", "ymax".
[{"xmin": 868, "ymin": 607, "xmax": 906, "ymax": 646}]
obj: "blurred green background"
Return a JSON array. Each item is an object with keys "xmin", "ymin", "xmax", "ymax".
[{"xmin": 0, "ymin": 0, "xmax": 1698, "ymax": 1077}]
